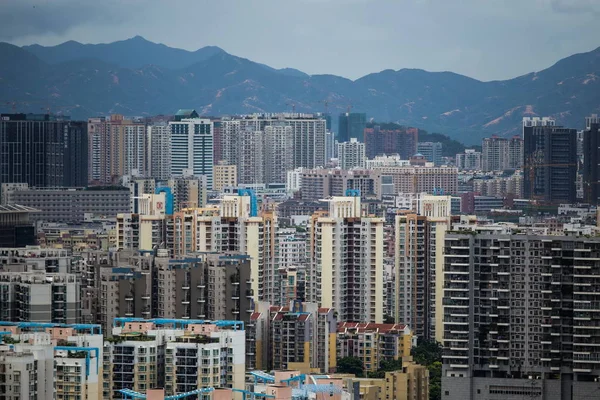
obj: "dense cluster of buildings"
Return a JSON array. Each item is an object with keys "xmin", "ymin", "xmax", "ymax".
[{"xmin": 2, "ymin": 108, "xmax": 600, "ymax": 400}]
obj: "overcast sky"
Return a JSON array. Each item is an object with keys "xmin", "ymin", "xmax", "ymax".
[{"xmin": 2, "ymin": 0, "xmax": 600, "ymax": 81}]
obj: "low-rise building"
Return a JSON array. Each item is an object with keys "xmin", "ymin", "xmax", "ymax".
[{"xmin": 337, "ymin": 322, "xmax": 413, "ymax": 374}]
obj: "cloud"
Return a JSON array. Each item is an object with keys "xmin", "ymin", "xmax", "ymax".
[
  {"xmin": 551, "ymin": 0, "xmax": 600, "ymax": 15},
  {"xmin": 0, "ymin": 0, "xmax": 134, "ymax": 41}
]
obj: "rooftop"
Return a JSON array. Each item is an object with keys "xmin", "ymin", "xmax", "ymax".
[{"xmin": 0, "ymin": 204, "xmax": 40, "ymax": 214}]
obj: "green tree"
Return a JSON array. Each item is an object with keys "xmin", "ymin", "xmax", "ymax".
[
  {"xmin": 412, "ymin": 339, "xmax": 442, "ymax": 367},
  {"xmin": 412, "ymin": 340, "xmax": 443, "ymax": 400},
  {"xmin": 428, "ymin": 361, "xmax": 442, "ymax": 400},
  {"xmin": 336, "ymin": 356, "xmax": 364, "ymax": 377},
  {"xmin": 383, "ymin": 314, "xmax": 395, "ymax": 324}
]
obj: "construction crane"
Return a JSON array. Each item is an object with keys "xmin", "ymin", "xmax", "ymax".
[
  {"xmin": 319, "ymin": 100, "xmax": 330, "ymax": 114},
  {"xmin": 286, "ymin": 102, "xmax": 296, "ymax": 113}
]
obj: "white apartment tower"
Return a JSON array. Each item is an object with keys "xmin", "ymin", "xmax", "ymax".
[
  {"xmin": 456, "ymin": 149, "xmax": 481, "ymax": 171},
  {"xmin": 169, "ymin": 118, "xmax": 214, "ymax": 188},
  {"xmin": 482, "ymin": 136, "xmax": 509, "ymax": 172},
  {"xmin": 337, "ymin": 138, "xmax": 366, "ymax": 170},
  {"xmin": 307, "ymin": 195, "xmax": 384, "ymax": 323}
]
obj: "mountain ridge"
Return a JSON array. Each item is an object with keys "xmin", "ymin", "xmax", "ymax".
[{"xmin": 1, "ymin": 38, "xmax": 599, "ymax": 144}]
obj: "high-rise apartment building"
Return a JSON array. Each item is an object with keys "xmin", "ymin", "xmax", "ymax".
[
  {"xmin": 337, "ymin": 138, "xmax": 366, "ymax": 169},
  {"xmin": 156, "ymin": 252, "xmax": 253, "ymax": 322},
  {"xmin": 523, "ymin": 125, "xmax": 577, "ymax": 203},
  {"xmin": 88, "ymin": 114, "xmax": 146, "ymax": 184},
  {"xmin": 0, "ymin": 322, "xmax": 103, "ymax": 400},
  {"xmin": 417, "ymin": 142, "xmax": 443, "ymax": 166},
  {"xmin": 220, "ymin": 114, "xmax": 327, "ymax": 181},
  {"xmin": 0, "ymin": 113, "xmax": 88, "ymax": 187},
  {"xmin": 0, "ymin": 246, "xmax": 81, "ymax": 324},
  {"xmin": 307, "ymin": 195, "xmax": 384, "ymax": 323},
  {"xmin": 508, "ymin": 135, "xmax": 524, "ymax": 169},
  {"xmin": 338, "ymin": 112, "xmax": 367, "ymax": 143},
  {"xmin": 370, "ymin": 165, "xmax": 458, "ymax": 195},
  {"xmin": 394, "ymin": 212, "xmax": 454, "ymax": 340},
  {"xmin": 213, "ymin": 162, "xmax": 238, "ymax": 191},
  {"xmin": 169, "ymin": 194, "xmax": 277, "ymax": 304},
  {"xmin": 104, "ymin": 318, "xmax": 245, "ymax": 400},
  {"xmin": 238, "ymin": 130, "xmax": 264, "ymax": 185},
  {"xmin": 455, "ymin": 149, "xmax": 482, "ymax": 171},
  {"xmin": 146, "ymin": 123, "xmax": 172, "ymax": 180},
  {"xmin": 441, "ymin": 232, "xmax": 600, "ymax": 400},
  {"xmin": 247, "ymin": 301, "xmax": 336, "ymax": 373},
  {"xmin": 169, "ymin": 117, "xmax": 214, "ymax": 188},
  {"xmin": 482, "ymin": 136, "xmax": 509, "ymax": 172},
  {"xmin": 264, "ymin": 125, "xmax": 294, "ymax": 184},
  {"xmin": 269, "ymin": 301, "xmax": 337, "ymax": 373},
  {"xmin": 364, "ymin": 126, "xmax": 419, "ymax": 160},
  {"xmin": 300, "ymin": 168, "xmax": 383, "ymax": 200}
]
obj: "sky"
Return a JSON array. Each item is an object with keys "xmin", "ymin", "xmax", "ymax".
[{"xmin": 2, "ymin": 0, "xmax": 600, "ymax": 81}]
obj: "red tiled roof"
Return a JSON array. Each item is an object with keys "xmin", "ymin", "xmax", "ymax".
[
  {"xmin": 336, "ymin": 322, "xmax": 407, "ymax": 334},
  {"xmin": 250, "ymin": 312, "xmax": 262, "ymax": 321}
]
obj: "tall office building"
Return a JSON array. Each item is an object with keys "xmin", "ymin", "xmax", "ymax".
[
  {"xmin": 307, "ymin": 195, "xmax": 384, "ymax": 323},
  {"xmin": 338, "ymin": 112, "xmax": 367, "ymax": 143},
  {"xmin": 583, "ymin": 118, "xmax": 600, "ymax": 204},
  {"xmin": 417, "ymin": 142, "xmax": 443, "ymax": 165},
  {"xmin": 365, "ymin": 126, "xmax": 419, "ymax": 160},
  {"xmin": 146, "ymin": 123, "xmax": 171, "ymax": 180},
  {"xmin": 337, "ymin": 138, "xmax": 366, "ymax": 169},
  {"xmin": 169, "ymin": 115, "xmax": 214, "ymax": 188},
  {"xmin": 442, "ymin": 232, "xmax": 600, "ymax": 400},
  {"xmin": 88, "ymin": 114, "xmax": 146, "ymax": 184},
  {"xmin": 482, "ymin": 136, "xmax": 509, "ymax": 172},
  {"xmin": 0, "ymin": 113, "xmax": 88, "ymax": 187},
  {"xmin": 523, "ymin": 125, "xmax": 577, "ymax": 203}
]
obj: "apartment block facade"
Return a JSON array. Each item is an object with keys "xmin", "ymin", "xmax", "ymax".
[
  {"xmin": 442, "ymin": 232, "xmax": 600, "ymax": 400},
  {"xmin": 307, "ymin": 196, "xmax": 384, "ymax": 323},
  {"xmin": 337, "ymin": 322, "xmax": 413, "ymax": 373}
]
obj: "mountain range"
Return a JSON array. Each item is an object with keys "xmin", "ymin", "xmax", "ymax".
[{"xmin": 1, "ymin": 36, "xmax": 599, "ymax": 144}]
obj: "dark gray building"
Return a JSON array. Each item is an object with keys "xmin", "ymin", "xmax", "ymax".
[
  {"xmin": 338, "ymin": 112, "xmax": 366, "ymax": 143},
  {"xmin": 523, "ymin": 125, "xmax": 577, "ymax": 203},
  {"xmin": 6, "ymin": 187, "xmax": 130, "ymax": 222},
  {"xmin": 0, "ymin": 113, "xmax": 88, "ymax": 187},
  {"xmin": 0, "ymin": 247, "xmax": 81, "ymax": 324},
  {"xmin": 442, "ymin": 232, "xmax": 600, "ymax": 400},
  {"xmin": 583, "ymin": 122, "xmax": 600, "ymax": 204}
]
